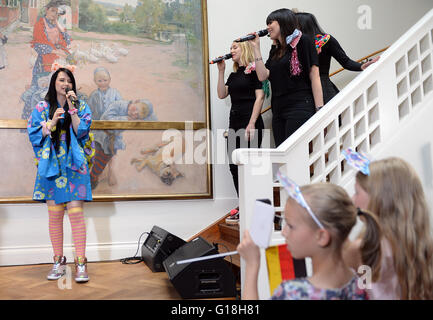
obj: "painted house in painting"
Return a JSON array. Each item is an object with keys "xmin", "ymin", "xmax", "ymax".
[
  {"xmin": 0, "ymin": 0, "xmax": 20, "ymax": 28},
  {"xmin": 1, "ymin": 0, "xmax": 79, "ymax": 30}
]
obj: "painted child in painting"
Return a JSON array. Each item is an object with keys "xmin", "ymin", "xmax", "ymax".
[
  {"xmin": 90, "ymin": 98, "xmax": 157, "ymax": 189},
  {"xmin": 88, "ymin": 66, "xmax": 122, "ymax": 188},
  {"xmin": 88, "ymin": 67, "xmax": 123, "ymax": 120}
]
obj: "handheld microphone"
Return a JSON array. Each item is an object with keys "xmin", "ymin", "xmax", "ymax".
[
  {"xmin": 66, "ymin": 88, "xmax": 78, "ymax": 105},
  {"xmin": 209, "ymin": 53, "xmax": 232, "ymax": 64},
  {"xmin": 234, "ymin": 29, "xmax": 268, "ymax": 42}
]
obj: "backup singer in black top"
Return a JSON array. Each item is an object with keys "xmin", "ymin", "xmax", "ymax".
[
  {"xmin": 251, "ymin": 8, "xmax": 324, "ymax": 147},
  {"xmin": 296, "ymin": 12, "xmax": 379, "ymax": 104},
  {"xmin": 217, "ymin": 41, "xmax": 265, "ymax": 197}
]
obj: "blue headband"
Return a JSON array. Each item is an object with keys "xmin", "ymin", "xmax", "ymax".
[
  {"xmin": 276, "ymin": 170, "xmax": 325, "ymax": 229},
  {"xmin": 342, "ymin": 148, "xmax": 371, "ymax": 175}
]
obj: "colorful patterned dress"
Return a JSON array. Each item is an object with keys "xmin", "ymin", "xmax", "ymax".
[
  {"xmin": 271, "ymin": 275, "xmax": 369, "ymax": 300},
  {"xmin": 27, "ymin": 100, "xmax": 93, "ymax": 204}
]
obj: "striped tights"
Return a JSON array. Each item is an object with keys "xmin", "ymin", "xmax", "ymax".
[{"xmin": 48, "ymin": 204, "xmax": 87, "ymax": 258}]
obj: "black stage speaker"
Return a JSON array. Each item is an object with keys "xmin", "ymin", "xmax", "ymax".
[
  {"xmin": 141, "ymin": 225, "xmax": 186, "ymax": 272},
  {"xmin": 163, "ymin": 237, "xmax": 237, "ymax": 299}
]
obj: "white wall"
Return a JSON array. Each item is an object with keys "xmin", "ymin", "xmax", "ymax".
[{"xmin": 0, "ymin": 0, "xmax": 431, "ymax": 266}]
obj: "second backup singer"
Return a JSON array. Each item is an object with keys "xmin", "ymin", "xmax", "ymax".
[
  {"xmin": 296, "ymin": 12, "xmax": 379, "ymax": 105},
  {"xmin": 217, "ymin": 41, "xmax": 265, "ymax": 223},
  {"xmin": 250, "ymin": 8, "xmax": 324, "ymax": 147}
]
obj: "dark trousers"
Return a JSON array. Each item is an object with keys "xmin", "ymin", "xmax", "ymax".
[
  {"xmin": 272, "ymin": 94, "xmax": 316, "ymax": 147},
  {"xmin": 227, "ymin": 111, "xmax": 265, "ymax": 196}
]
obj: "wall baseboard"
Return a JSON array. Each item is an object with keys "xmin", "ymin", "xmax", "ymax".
[{"xmin": 0, "ymin": 242, "xmax": 139, "ymax": 266}]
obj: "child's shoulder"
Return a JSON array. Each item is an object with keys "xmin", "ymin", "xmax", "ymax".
[
  {"xmin": 109, "ymin": 87, "xmax": 121, "ymax": 93},
  {"xmin": 272, "ymin": 278, "xmax": 311, "ymax": 300},
  {"xmin": 272, "ymin": 276, "xmax": 368, "ymax": 300},
  {"xmin": 109, "ymin": 87, "xmax": 122, "ymax": 98}
]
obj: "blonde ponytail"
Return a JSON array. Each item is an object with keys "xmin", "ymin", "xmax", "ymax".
[{"xmin": 357, "ymin": 209, "xmax": 382, "ymax": 282}]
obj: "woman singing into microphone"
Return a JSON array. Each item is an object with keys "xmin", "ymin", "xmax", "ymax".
[
  {"xmin": 250, "ymin": 8, "xmax": 323, "ymax": 147},
  {"xmin": 216, "ymin": 41, "xmax": 265, "ymax": 224},
  {"xmin": 27, "ymin": 67, "xmax": 93, "ymax": 283}
]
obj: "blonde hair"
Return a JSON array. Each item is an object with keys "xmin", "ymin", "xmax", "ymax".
[
  {"xmin": 130, "ymin": 99, "xmax": 153, "ymax": 119},
  {"xmin": 233, "ymin": 41, "xmax": 255, "ymax": 72},
  {"xmin": 295, "ymin": 183, "xmax": 382, "ymax": 280},
  {"xmin": 135, "ymin": 102, "xmax": 150, "ymax": 119},
  {"xmin": 356, "ymin": 157, "xmax": 433, "ymax": 299}
]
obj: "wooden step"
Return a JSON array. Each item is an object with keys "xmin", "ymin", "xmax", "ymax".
[
  {"xmin": 218, "ymin": 222, "xmax": 240, "ymax": 243},
  {"xmin": 212, "ymin": 237, "xmax": 240, "ymax": 268},
  {"xmin": 188, "ymin": 213, "xmax": 240, "ymax": 268},
  {"xmin": 216, "ymin": 222, "xmax": 240, "ymax": 269}
]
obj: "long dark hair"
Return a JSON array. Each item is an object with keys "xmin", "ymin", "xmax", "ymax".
[
  {"xmin": 266, "ymin": 8, "xmax": 298, "ymax": 59},
  {"xmin": 45, "ymin": 68, "xmax": 76, "ymax": 152},
  {"xmin": 295, "ymin": 12, "xmax": 326, "ymax": 38}
]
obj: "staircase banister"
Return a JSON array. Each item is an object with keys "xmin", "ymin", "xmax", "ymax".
[
  {"xmin": 329, "ymin": 46, "xmax": 388, "ymax": 77},
  {"xmin": 232, "ymin": 148, "xmax": 286, "ymax": 166}
]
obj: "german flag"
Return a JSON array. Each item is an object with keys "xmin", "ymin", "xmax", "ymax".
[{"xmin": 265, "ymin": 244, "xmax": 307, "ymax": 295}]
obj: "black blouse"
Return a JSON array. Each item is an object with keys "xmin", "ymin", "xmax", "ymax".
[
  {"xmin": 319, "ymin": 35, "xmax": 362, "ymax": 76},
  {"xmin": 265, "ymin": 35, "xmax": 319, "ymax": 99},
  {"xmin": 226, "ymin": 67, "xmax": 263, "ymax": 115}
]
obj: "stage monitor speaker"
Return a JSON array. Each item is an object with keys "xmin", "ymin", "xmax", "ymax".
[
  {"xmin": 163, "ymin": 237, "xmax": 237, "ymax": 299},
  {"xmin": 141, "ymin": 225, "xmax": 186, "ymax": 272}
]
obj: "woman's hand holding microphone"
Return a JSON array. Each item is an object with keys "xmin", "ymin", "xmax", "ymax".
[{"xmin": 66, "ymin": 89, "xmax": 78, "ymax": 115}]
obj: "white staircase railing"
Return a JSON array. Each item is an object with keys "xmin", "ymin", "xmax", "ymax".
[{"xmin": 233, "ymin": 8, "xmax": 433, "ymax": 299}]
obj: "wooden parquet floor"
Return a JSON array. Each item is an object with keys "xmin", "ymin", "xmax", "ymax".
[{"xmin": 0, "ymin": 260, "xmax": 184, "ymax": 300}]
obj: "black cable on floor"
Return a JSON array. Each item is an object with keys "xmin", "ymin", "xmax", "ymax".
[{"xmin": 120, "ymin": 232, "xmax": 149, "ymax": 265}]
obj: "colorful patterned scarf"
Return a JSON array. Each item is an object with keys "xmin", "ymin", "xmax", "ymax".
[
  {"xmin": 315, "ymin": 33, "xmax": 330, "ymax": 54},
  {"xmin": 286, "ymin": 29, "xmax": 302, "ymax": 76}
]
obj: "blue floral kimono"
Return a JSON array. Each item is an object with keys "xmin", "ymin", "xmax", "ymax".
[{"xmin": 27, "ymin": 100, "xmax": 93, "ymax": 204}]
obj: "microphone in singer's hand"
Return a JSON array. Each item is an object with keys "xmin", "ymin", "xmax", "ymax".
[
  {"xmin": 66, "ymin": 88, "xmax": 78, "ymax": 105},
  {"xmin": 209, "ymin": 53, "xmax": 232, "ymax": 64},
  {"xmin": 234, "ymin": 29, "xmax": 268, "ymax": 42}
]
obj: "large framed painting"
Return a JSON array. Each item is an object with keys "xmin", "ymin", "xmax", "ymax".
[{"xmin": 0, "ymin": 0, "xmax": 212, "ymax": 202}]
